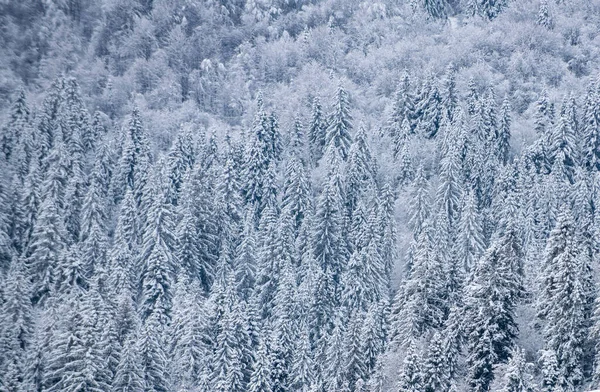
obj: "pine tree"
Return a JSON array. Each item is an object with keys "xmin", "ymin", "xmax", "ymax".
[
  {"xmin": 138, "ymin": 313, "xmax": 170, "ymax": 392},
  {"xmin": 582, "ymin": 84, "xmax": 600, "ymax": 171},
  {"xmin": 550, "ymin": 96, "xmax": 578, "ymax": 182},
  {"xmin": 388, "ymin": 72, "xmax": 415, "ymax": 140},
  {"xmin": 466, "ymin": 221, "xmax": 524, "ymax": 392},
  {"xmin": 211, "ymin": 273, "xmax": 246, "ymax": 392},
  {"xmin": 112, "ymin": 333, "xmax": 145, "ymax": 392},
  {"xmin": 343, "ymin": 311, "xmax": 368, "ymax": 391},
  {"xmin": 170, "ymin": 278, "xmax": 207, "ymax": 389},
  {"xmin": 243, "ymin": 94, "xmax": 277, "ymax": 217},
  {"xmin": 436, "ymin": 146, "xmax": 463, "ymax": 231},
  {"xmin": 1, "ymin": 89, "xmax": 31, "ymax": 162},
  {"xmin": 248, "ymin": 336, "xmax": 274, "ymax": 392},
  {"xmin": 397, "ymin": 341, "xmax": 423, "ymax": 392},
  {"xmin": 394, "ymin": 224, "xmax": 446, "ymax": 344},
  {"xmin": 80, "ymin": 165, "xmax": 109, "ymax": 282},
  {"xmin": 139, "ymin": 165, "xmax": 177, "ymax": 325},
  {"xmin": 290, "ymin": 323, "xmax": 315, "ymax": 391},
  {"xmin": 281, "ymin": 155, "xmax": 312, "ymax": 231},
  {"xmin": 308, "ymin": 96, "xmax": 327, "ymax": 163},
  {"xmin": 113, "ymin": 107, "xmax": 152, "ymax": 205},
  {"xmin": 415, "ymin": 75, "xmax": 443, "ymax": 138},
  {"xmin": 467, "ymin": 78, "xmax": 479, "ymax": 116},
  {"xmin": 497, "ymin": 96, "xmax": 512, "ymax": 165},
  {"xmin": 271, "ymin": 265, "xmax": 300, "ymax": 391},
  {"xmin": 325, "ymin": 84, "xmax": 353, "ymax": 160},
  {"xmin": 28, "ymin": 145, "xmax": 69, "ymax": 304},
  {"xmin": 44, "ymin": 289, "xmax": 110, "ymax": 392},
  {"xmin": 537, "ymin": 0, "xmax": 553, "ymax": 29},
  {"xmin": 422, "ymin": 331, "xmax": 450, "ymax": 392},
  {"xmin": 442, "ymin": 64, "xmax": 458, "ymax": 123},
  {"xmin": 538, "ymin": 207, "xmax": 590, "ymax": 391},
  {"xmin": 312, "ymin": 153, "xmax": 348, "ymax": 293},
  {"xmin": 456, "ymin": 190, "xmax": 485, "ymax": 274},
  {"xmin": 0, "ymin": 256, "xmax": 32, "ymax": 389},
  {"xmin": 498, "ymin": 347, "xmax": 534, "ymax": 392},
  {"xmin": 345, "ymin": 127, "xmax": 376, "ymax": 218},
  {"xmin": 36, "ymin": 78, "xmax": 65, "ymax": 163},
  {"xmin": 409, "ymin": 165, "xmax": 431, "ymax": 237},
  {"xmin": 166, "ymin": 127, "xmax": 196, "ymax": 206},
  {"xmin": 534, "ymin": 89, "xmax": 552, "ymax": 138}
]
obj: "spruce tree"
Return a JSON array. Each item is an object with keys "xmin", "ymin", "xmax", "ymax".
[
  {"xmin": 388, "ymin": 72, "xmax": 415, "ymax": 140},
  {"xmin": 397, "ymin": 341, "xmax": 423, "ymax": 392},
  {"xmin": 325, "ymin": 84, "xmax": 353, "ymax": 160},
  {"xmin": 139, "ymin": 165, "xmax": 177, "ymax": 325},
  {"xmin": 422, "ymin": 331, "xmax": 450, "ymax": 392},
  {"xmin": 582, "ymin": 84, "xmax": 600, "ymax": 171},
  {"xmin": 465, "ymin": 220, "xmax": 524, "ymax": 392},
  {"xmin": 138, "ymin": 313, "xmax": 171, "ymax": 392},
  {"xmin": 538, "ymin": 207, "xmax": 591, "ymax": 391},
  {"xmin": 308, "ymin": 96, "xmax": 327, "ymax": 163},
  {"xmin": 498, "ymin": 347, "xmax": 534, "ymax": 392}
]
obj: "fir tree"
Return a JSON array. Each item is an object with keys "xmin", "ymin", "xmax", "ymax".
[
  {"xmin": 538, "ymin": 207, "xmax": 590, "ymax": 391},
  {"xmin": 537, "ymin": 0, "xmax": 553, "ymax": 29},
  {"xmin": 112, "ymin": 333, "xmax": 145, "ymax": 392},
  {"xmin": 422, "ymin": 331, "xmax": 451, "ymax": 392},
  {"xmin": 388, "ymin": 72, "xmax": 415, "ymax": 140},
  {"xmin": 281, "ymin": 155, "xmax": 312, "ymax": 231},
  {"xmin": 582, "ymin": 84, "xmax": 600, "ymax": 171},
  {"xmin": 138, "ymin": 313, "xmax": 171, "ymax": 392},
  {"xmin": 397, "ymin": 341, "xmax": 423, "ymax": 392},
  {"xmin": 415, "ymin": 75, "xmax": 443, "ymax": 138},
  {"xmin": 139, "ymin": 165, "xmax": 177, "ymax": 325},
  {"xmin": 465, "ymin": 221, "xmax": 524, "ymax": 392},
  {"xmin": 498, "ymin": 347, "xmax": 534, "ymax": 392},
  {"xmin": 308, "ymin": 96, "xmax": 327, "ymax": 163},
  {"xmin": 325, "ymin": 84, "xmax": 353, "ymax": 160}
]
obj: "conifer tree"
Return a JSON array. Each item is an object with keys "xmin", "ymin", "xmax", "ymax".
[
  {"xmin": 345, "ymin": 127, "xmax": 376, "ymax": 217},
  {"xmin": 582, "ymin": 84, "xmax": 600, "ymax": 171},
  {"xmin": 325, "ymin": 84, "xmax": 353, "ymax": 160},
  {"xmin": 550, "ymin": 96, "xmax": 578, "ymax": 182},
  {"xmin": 170, "ymin": 278, "xmax": 207, "ymax": 389},
  {"xmin": 415, "ymin": 75, "xmax": 443, "ymax": 138},
  {"xmin": 442, "ymin": 64, "xmax": 458, "ymax": 123},
  {"xmin": 281, "ymin": 155, "xmax": 312, "ymax": 231},
  {"xmin": 422, "ymin": 331, "xmax": 450, "ymax": 392},
  {"xmin": 465, "ymin": 220, "xmax": 524, "ymax": 392},
  {"xmin": 139, "ymin": 164, "xmax": 177, "ymax": 325},
  {"xmin": 312, "ymin": 152, "xmax": 348, "ymax": 293},
  {"xmin": 138, "ymin": 313, "xmax": 171, "ymax": 392},
  {"xmin": 166, "ymin": 127, "xmax": 196, "ymax": 206},
  {"xmin": 388, "ymin": 72, "xmax": 415, "ymax": 140},
  {"xmin": 397, "ymin": 341, "xmax": 423, "ymax": 392},
  {"xmin": 112, "ymin": 333, "xmax": 145, "ymax": 392},
  {"xmin": 538, "ymin": 207, "xmax": 591, "ymax": 391},
  {"xmin": 248, "ymin": 336, "xmax": 274, "ymax": 392},
  {"xmin": 113, "ymin": 107, "xmax": 152, "ymax": 205},
  {"xmin": 395, "ymin": 224, "xmax": 447, "ymax": 344},
  {"xmin": 343, "ymin": 311, "xmax": 368, "ymax": 390},
  {"xmin": 456, "ymin": 190, "xmax": 485, "ymax": 274},
  {"xmin": 497, "ymin": 96, "xmax": 512, "ymax": 165},
  {"xmin": 498, "ymin": 347, "xmax": 534, "ymax": 392},
  {"xmin": 308, "ymin": 96, "xmax": 327, "ymax": 164},
  {"xmin": 409, "ymin": 166, "xmax": 431, "ymax": 237},
  {"xmin": 291, "ymin": 323, "xmax": 315, "ymax": 391},
  {"xmin": 537, "ymin": 0, "xmax": 553, "ymax": 29}
]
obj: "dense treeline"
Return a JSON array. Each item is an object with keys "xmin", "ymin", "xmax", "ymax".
[
  {"xmin": 3, "ymin": 67, "xmax": 600, "ymax": 391},
  {"xmin": 4, "ymin": 0, "xmax": 600, "ymax": 391}
]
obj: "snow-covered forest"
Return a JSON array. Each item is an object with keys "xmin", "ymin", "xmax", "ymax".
[{"xmin": 2, "ymin": 0, "xmax": 600, "ymax": 391}]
